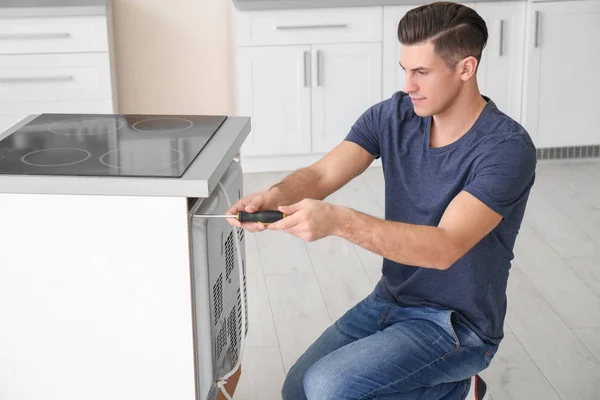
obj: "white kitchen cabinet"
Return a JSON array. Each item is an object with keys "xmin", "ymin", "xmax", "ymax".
[
  {"xmin": 0, "ymin": 15, "xmax": 109, "ymax": 55},
  {"xmin": 382, "ymin": 5, "xmax": 411, "ymax": 100},
  {"xmin": 0, "ymin": 11, "xmax": 117, "ymax": 135},
  {"xmin": 234, "ymin": 7, "xmax": 383, "ymax": 172},
  {"xmin": 0, "ymin": 116, "xmax": 20, "ymax": 134},
  {"xmin": 236, "ymin": 45, "xmax": 312, "ymax": 156},
  {"xmin": 476, "ymin": 1, "xmax": 526, "ymax": 123},
  {"xmin": 0, "ymin": 100, "xmax": 113, "ymax": 134},
  {"xmin": 311, "ymin": 43, "xmax": 382, "ymax": 153},
  {"xmin": 234, "ymin": 6, "xmax": 382, "ymax": 47},
  {"xmin": 0, "ymin": 53, "xmax": 113, "ymax": 103},
  {"xmin": 522, "ymin": 0, "xmax": 600, "ymax": 148},
  {"xmin": 237, "ymin": 43, "xmax": 382, "ymax": 163},
  {"xmin": 234, "ymin": 1, "xmax": 600, "ymax": 172}
]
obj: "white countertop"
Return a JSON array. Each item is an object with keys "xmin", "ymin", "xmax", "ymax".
[
  {"xmin": 0, "ymin": 115, "xmax": 251, "ymax": 198},
  {"xmin": 0, "ymin": 0, "xmax": 109, "ymax": 17},
  {"xmin": 233, "ymin": 0, "xmax": 568, "ymax": 11}
]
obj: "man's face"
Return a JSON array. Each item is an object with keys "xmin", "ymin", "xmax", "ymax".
[{"xmin": 399, "ymin": 41, "xmax": 463, "ymax": 117}]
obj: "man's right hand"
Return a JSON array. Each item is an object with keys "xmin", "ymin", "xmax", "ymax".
[{"xmin": 226, "ymin": 190, "xmax": 283, "ymax": 232}]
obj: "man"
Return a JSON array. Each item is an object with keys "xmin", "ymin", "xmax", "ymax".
[{"xmin": 227, "ymin": 2, "xmax": 536, "ymax": 399}]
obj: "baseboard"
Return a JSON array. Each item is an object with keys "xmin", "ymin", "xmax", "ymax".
[{"xmin": 536, "ymin": 145, "xmax": 600, "ymax": 160}]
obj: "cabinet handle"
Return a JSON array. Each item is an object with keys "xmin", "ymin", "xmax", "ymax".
[
  {"xmin": 316, "ymin": 50, "xmax": 323, "ymax": 86},
  {"xmin": 303, "ymin": 51, "xmax": 311, "ymax": 88},
  {"xmin": 496, "ymin": 19, "xmax": 504, "ymax": 57},
  {"xmin": 533, "ymin": 11, "xmax": 540, "ymax": 48},
  {"xmin": 0, "ymin": 76, "xmax": 74, "ymax": 83},
  {"xmin": 0, "ymin": 33, "xmax": 71, "ymax": 40},
  {"xmin": 275, "ymin": 24, "xmax": 348, "ymax": 31},
  {"xmin": 276, "ymin": 24, "xmax": 348, "ymax": 31}
]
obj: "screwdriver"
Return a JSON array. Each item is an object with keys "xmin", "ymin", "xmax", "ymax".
[{"xmin": 198, "ymin": 210, "xmax": 286, "ymax": 225}]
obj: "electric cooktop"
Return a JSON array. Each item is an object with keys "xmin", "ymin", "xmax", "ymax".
[{"xmin": 0, "ymin": 114, "xmax": 227, "ymax": 178}]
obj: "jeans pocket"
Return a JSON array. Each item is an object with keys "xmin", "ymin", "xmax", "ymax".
[{"xmin": 449, "ymin": 312, "xmax": 484, "ymax": 350}]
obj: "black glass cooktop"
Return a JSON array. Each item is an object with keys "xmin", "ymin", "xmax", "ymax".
[{"xmin": 0, "ymin": 113, "xmax": 227, "ymax": 178}]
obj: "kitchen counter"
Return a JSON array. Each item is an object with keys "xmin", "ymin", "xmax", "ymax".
[
  {"xmin": 0, "ymin": 111, "xmax": 250, "ymax": 400},
  {"xmin": 233, "ymin": 0, "xmax": 561, "ymax": 11},
  {"xmin": 0, "ymin": 115, "xmax": 251, "ymax": 198},
  {"xmin": 0, "ymin": 0, "xmax": 109, "ymax": 17},
  {"xmin": 233, "ymin": 0, "xmax": 517, "ymax": 11},
  {"xmin": 0, "ymin": 112, "xmax": 249, "ymax": 399}
]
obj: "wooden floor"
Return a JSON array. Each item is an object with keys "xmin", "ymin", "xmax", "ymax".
[{"xmin": 233, "ymin": 160, "xmax": 600, "ymax": 400}]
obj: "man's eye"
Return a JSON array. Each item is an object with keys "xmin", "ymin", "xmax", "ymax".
[{"xmin": 418, "ymin": 71, "xmax": 427, "ymax": 75}]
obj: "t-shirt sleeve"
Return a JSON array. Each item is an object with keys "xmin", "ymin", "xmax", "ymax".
[
  {"xmin": 463, "ymin": 135, "xmax": 537, "ymax": 219},
  {"xmin": 344, "ymin": 100, "xmax": 385, "ymax": 158}
]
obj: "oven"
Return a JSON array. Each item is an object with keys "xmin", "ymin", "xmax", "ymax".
[{"xmin": 188, "ymin": 160, "xmax": 248, "ymax": 400}]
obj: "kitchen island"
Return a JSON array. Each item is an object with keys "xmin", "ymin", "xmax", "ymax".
[{"xmin": 0, "ymin": 114, "xmax": 250, "ymax": 400}]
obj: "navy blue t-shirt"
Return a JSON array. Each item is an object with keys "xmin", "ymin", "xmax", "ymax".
[{"xmin": 345, "ymin": 91, "xmax": 537, "ymax": 344}]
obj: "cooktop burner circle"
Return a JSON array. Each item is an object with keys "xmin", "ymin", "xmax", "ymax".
[
  {"xmin": 21, "ymin": 148, "xmax": 92, "ymax": 167},
  {"xmin": 48, "ymin": 117, "xmax": 124, "ymax": 136},
  {"xmin": 131, "ymin": 118, "xmax": 193, "ymax": 133},
  {"xmin": 99, "ymin": 148, "xmax": 184, "ymax": 169}
]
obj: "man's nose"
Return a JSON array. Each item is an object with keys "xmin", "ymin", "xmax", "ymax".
[{"xmin": 403, "ymin": 73, "xmax": 417, "ymax": 94}]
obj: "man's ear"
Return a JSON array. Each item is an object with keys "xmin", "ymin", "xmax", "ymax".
[{"xmin": 458, "ymin": 56, "xmax": 479, "ymax": 81}]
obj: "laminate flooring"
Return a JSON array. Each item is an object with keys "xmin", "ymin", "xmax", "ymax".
[{"xmin": 233, "ymin": 160, "xmax": 600, "ymax": 400}]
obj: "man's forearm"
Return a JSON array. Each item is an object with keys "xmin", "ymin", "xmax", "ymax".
[
  {"xmin": 334, "ymin": 206, "xmax": 459, "ymax": 270},
  {"xmin": 267, "ymin": 167, "xmax": 331, "ymax": 206}
]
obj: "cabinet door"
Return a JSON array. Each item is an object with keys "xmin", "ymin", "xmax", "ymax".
[
  {"xmin": 236, "ymin": 45, "xmax": 312, "ymax": 156},
  {"xmin": 383, "ymin": 5, "xmax": 412, "ymax": 100},
  {"xmin": 311, "ymin": 43, "xmax": 382, "ymax": 154},
  {"xmin": 523, "ymin": 0, "xmax": 600, "ymax": 147},
  {"xmin": 382, "ymin": 3, "xmax": 475, "ymax": 99},
  {"xmin": 475, "ymin": 1, "xmax": 526, "ymax": 123}
]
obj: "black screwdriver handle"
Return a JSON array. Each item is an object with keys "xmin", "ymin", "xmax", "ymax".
[{"xmin": 238, "ymin": 210, "xmax": 286, "ymax": 224}]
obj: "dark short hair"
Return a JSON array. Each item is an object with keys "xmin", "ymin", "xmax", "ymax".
[{"xmin": 397, "ymin": 2, "xmax": 488, "ymax": 68}]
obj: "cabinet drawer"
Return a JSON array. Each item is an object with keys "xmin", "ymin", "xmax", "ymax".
[
  {"xmin": 0, "ymin": 99, "xmax": 114, "ymax": 117},
  {"xmin": 0, "ymin": 99, "xmax": 114, "ymax": 134},
  {"xmin": 0, "ymin": 115, "xmax": 23, "ymax": 135},
  {"xmin": 0, "ymin": 53, "xmax": 113, "ymax": 103},
  {"xmin": 0, "ymin": 15, "xmax": 108, "ymax": 55},
  {"xmin": 235, "ymin": 7, "xmax": 383, "ymax": 46}
]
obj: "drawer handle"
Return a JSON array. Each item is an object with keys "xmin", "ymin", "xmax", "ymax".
[
  {"xmin": 533, "ymin": 11, "xmax": 540, "ymax": 48},
  {"xmin": 303, "ymin": 50, "xmax": 311, "ymax": 88},
  {"xmin": 275, "ymin": 24, "xmax": 348, "ymax": 31},
  {"xmin": 0, "ymin": 32, "xmax": 71, "ymax": 40},
  {"xmin": 316, "ymin": 50, "xmax": 323, "ymax": 87},
  {"xmin": 0, "ymin": 76, "xmax": 75, "ymax": 84},
  {"xmin": 496, "ymin": 19, "xmax": 504, "ymax": 57}
]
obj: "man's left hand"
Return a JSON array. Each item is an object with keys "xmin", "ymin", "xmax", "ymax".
[{"xmin": 267, "ymin": 199, "xmax": 340, "ymax": 242}]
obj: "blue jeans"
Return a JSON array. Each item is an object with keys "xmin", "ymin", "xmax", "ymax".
[{"xmin": 282, "ymin": 281, "xmax": 499, "ymax": 400}]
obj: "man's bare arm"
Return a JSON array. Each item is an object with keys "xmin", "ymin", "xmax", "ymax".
[
  {"xmin": 267, "ymin": 141, "xmax": 375, "ymax": 205},
  {"xmin": 332, "ymin": 191, "xmax": 503, "ymax": 270}
]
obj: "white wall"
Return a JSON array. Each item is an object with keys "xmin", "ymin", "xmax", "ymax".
[{"xmin": 111, "ymin": 0, "xmax": 235, "ymax": 115}]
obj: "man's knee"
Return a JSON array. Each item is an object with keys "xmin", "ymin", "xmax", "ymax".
[
  {"xmin": 281, "ymin": 363, "xmax": 308, "ymax": 400},
  {"xmin": 303, "ymin": 359, "xmax": 353, "ymax": 400},
  {"xmin": 281, "ymin": 359, "xmax": 346, "ymax": 400},
  {"xmin": 282, "ymin": 357, "xmax": 341, "ymax": 400}
]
